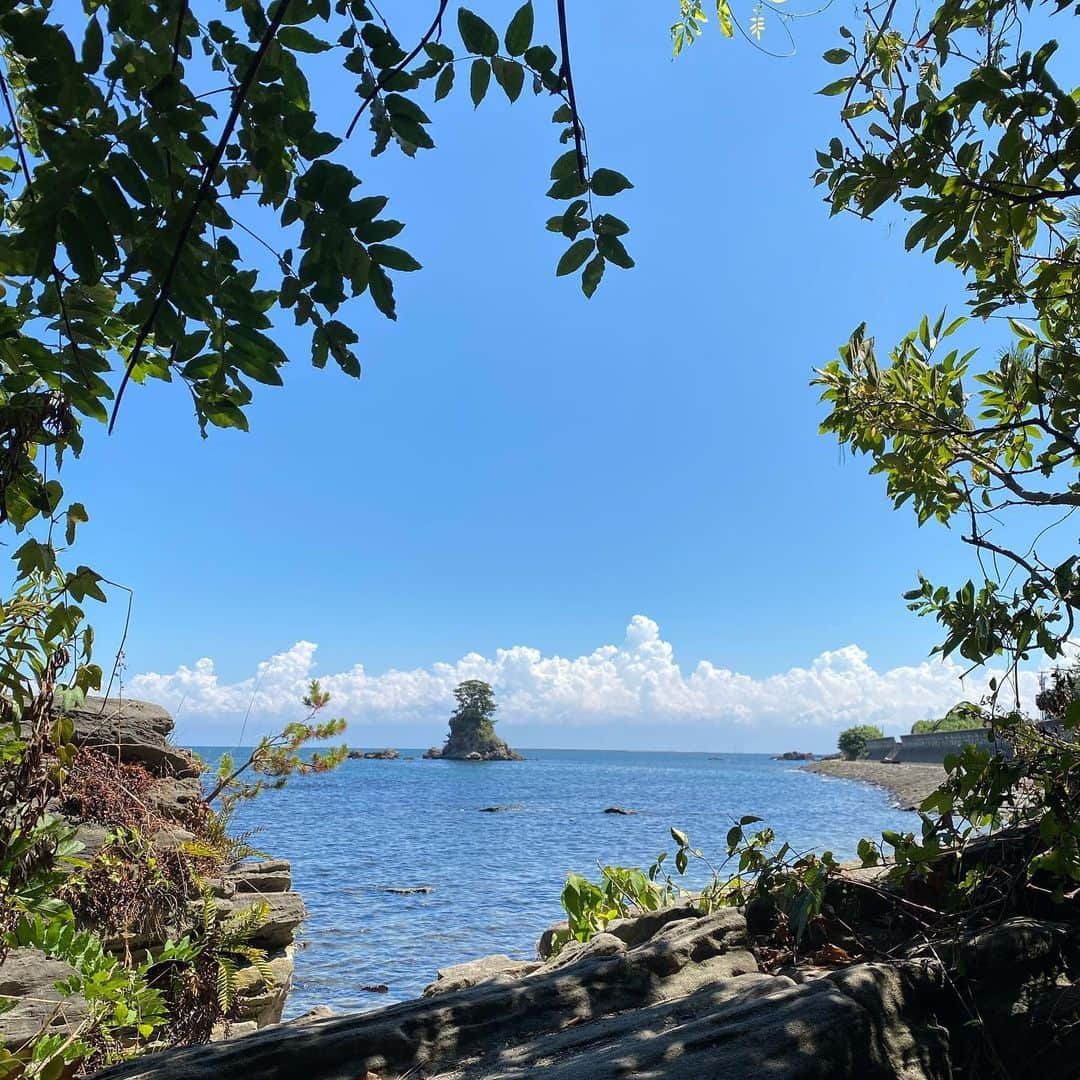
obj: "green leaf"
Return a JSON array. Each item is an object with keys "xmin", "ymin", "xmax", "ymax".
[
  {"xmin": 368, "ymin": 264, "xmax": 396, "ymax": 320},
  {"xmin": 385, "ymin": 94, "xmax": 431, "ymax": 124},
  {"xmin": 818, "ymin": 77, "xmax": 855, "ymax": 96},
  {"xmin": 547, "ymin": 176, "xmax": 587, "ymax": 200},
  {"xmin": 434, "ymin": 64, "xmax": 455, "ymax": 101},
  {"xmin": 581, "ymin": 253, "xmax": 604, "ymax": 298},
  {"xmin": 590, "ymin": 169, "xmax": 633, "ymax": 197},
  {"xmin": 82, "ymin": 16, "xmax": 103, "ymax": 72},
  {"xmin": 505, "ymin": 2, "xmax": 533, "ymax": 55},
  {"xmin": 556, "ymin": 238, "xmax": 594, "ymax": 276},
  {"xmin": 594, "ymin": 214, "xmax": 629, "ymax": 236},
  {"xmin": 670, "ymin": 827, "xmax": 689, "ymax": 847},
  {"xmin": 389, "ymin": 114, "xmax": 435, "ymax": 150},
  {"xmin": 823, "ymin": 48, "xmax": 851, "ymax": 64},
  {"xmin": 65, "ymin": 503, "xmax": 88, "ymax": 546},
  {"xmin": 278, "ymin": 26, "xmax": 332, "ymax": 52},
  {"xmin": 369, "ymin": 244, "xmax": 422, "ymax": 272},
  {"xmin": 424, "ymin": 42, "xmax": 454, "ymax": 64},
  {"xmin": 550, "ymin": 149, "xmax": 580, "ymax": 180},
  {"xmin": 524, "ymin": 44, "xmax": 556, "ymax": 71},
  {"xmin": 597, "ymin": 234, "xmax": 634, "ymax": 268},
  {"xmin": 492, "ymin": 57, "xmax": 524, "ymax": 102},
  {"xmin": 458, "ymin": 9, "xmax": 499, "ymax": 56},
  {"xmin": 470, "ymin": 59, "xmax": 491, "ymax": 106},
  {"xmin": 348, "ymin": 196, "xmax": 389, "ymax": 222},
  {"xmin": 59, "ymin": 211, "xmax": 98, "ymax": 281}
]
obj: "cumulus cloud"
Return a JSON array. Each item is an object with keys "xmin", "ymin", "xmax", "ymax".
[{"xmin": 128, "ymin": 615, "xmax": 1037, "ymax": 739}]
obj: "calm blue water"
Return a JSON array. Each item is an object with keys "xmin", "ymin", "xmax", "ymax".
[{"xmin": 191, "ymin": 749, "xmax": 913, "ymax": 1017}]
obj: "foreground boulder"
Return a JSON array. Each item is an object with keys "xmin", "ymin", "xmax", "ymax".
[{"xmin": 93, "ymin": 907, "xmax": 952, "ymax": 1079}]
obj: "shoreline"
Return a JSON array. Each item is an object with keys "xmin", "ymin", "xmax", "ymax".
[{"xmin": 802, "ymin": 759, "xmax": 945, "ymax": 810}]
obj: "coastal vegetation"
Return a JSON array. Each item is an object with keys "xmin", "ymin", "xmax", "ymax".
[{"xmin": 836, "ymin": 724, "xmax": 883, "ymax": 760}]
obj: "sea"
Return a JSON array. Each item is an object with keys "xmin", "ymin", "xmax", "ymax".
[{"xmin": 190, "ymin": 748, "xmax": 914, "ymax": 1018}]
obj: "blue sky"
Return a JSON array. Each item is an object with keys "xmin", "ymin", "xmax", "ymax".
[{"xmin": 65, "ymin": 3, "xmax": 1026, "ymax": 750}]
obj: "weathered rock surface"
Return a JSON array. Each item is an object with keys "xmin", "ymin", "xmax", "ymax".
[
  {"xmin": 437, "ymin": 729, "xmax": 523, "ymax": 762},
  {"xmin": 423, "ymin": 954, "xmax": 542, "ymax": 996},
  {"xmin": 347, "ymin": 749, "xmax": 399, "ymax": 760},
  {"xmin": 0, "ymin": 949, "xmax": 87, "ymax": 1052},
  {"xmin": 68, "ymin": 697, "xmax": 200, "ymax": 777},
  {"xmin": 91, "ymin": 906, "xmax": 954, "ymax": 1080},
  {"xmin": 227, "ymin": 859, "xmax": 293, "ymax": 895}
]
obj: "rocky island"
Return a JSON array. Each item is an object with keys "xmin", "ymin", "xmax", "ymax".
[{"xmin": 425, "ymin": 680, "xmax": 523, "ymax": 761}]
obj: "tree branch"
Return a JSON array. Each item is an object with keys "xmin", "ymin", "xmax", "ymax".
[
  {"xmin": 344, "ymin": 0, "xmax": 448, "ymax": 140},
  {"xmin": 556, "ymin": 0, "xmax": 585, "ymax": 184},
  {"xmin": 108, "ymin": 0, "xmax": 295, "ymax": 434}
]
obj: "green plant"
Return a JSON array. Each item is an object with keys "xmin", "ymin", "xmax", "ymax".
[
  {"xmin": 204, "ymin": 680, "xmax": 347, "ymax": 813},
  {"xmin": 0, "ymin": 913, "xmax": 170, "ymax": 1077},
  {"xmin": 910, "ymin": 703, "xmax": 985, "ymax": 735},
  {"xmin": 154, "ymin": 894, "xmax": 272, "ymax": 1046},
  {"xmin": 837, "ymin": 724, "xmax": 884, "ymax": 760},
  {"xmin": 553, "ymin": 822, "xmax": 840, "ymax": 955}
]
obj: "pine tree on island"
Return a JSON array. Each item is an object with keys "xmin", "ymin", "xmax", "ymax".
[{"xmin": 423, "ymin": 680, "xmax": 523, "ymax": 761}]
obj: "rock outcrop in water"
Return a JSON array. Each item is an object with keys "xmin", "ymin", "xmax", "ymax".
[
  {"xmin": 431, "ymin": 680, "xmax": 523, "ymax": 761},
  {"xmin": 0, "ymin": 698, "xmax": 304, "ymax": 1051}
]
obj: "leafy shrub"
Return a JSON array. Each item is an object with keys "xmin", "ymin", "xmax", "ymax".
[
  {"xmin": 553, "ymin": 821, "xmax": 839, "ymax": 955},
  {"xmin": 837, "ymin": 724, "xmax": 884, "ymax": 760}
]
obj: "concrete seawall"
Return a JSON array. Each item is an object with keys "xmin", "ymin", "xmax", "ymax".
[{"xmin": 863, "ymin": 728, "xmax": 1011, "ymax": 764}]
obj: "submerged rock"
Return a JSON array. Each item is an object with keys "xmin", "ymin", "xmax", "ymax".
[
  {"xmin": 347, "ymin": 749, "xmax": 400, "ymax": 760},
  {"xmin": 478, "ymin": 804, "xmax": 523, "ymax": 813},
  {"xmin": 603, "ymin": 806, "xmax": 636, "ymax": 815}
]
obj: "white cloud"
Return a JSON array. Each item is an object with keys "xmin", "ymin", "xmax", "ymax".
[{"xmin": 128, "ymin": 615, "xmax": 1038, "ymax": 738}]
